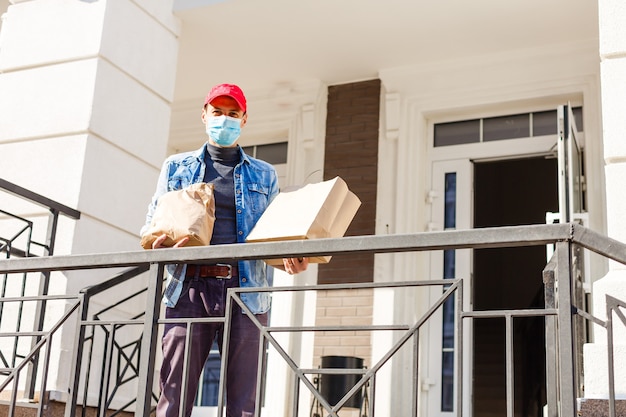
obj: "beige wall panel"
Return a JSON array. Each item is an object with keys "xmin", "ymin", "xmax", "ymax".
[
  {"xmin": 0, "ymin": 60, "xmax": 97, "ymax": 141},
  {"xmin": 599, "ymin": 0, "xmax": 626, "ymax": 56},
  {"xmin": 79, "ymin": 134, "xmax": 161, "ymax": 236},
  {"xmin": 101, "ymin": 0, "xmax": 179, "ymax": 101},
  {"xmin": 604, "ymin": 163, "xmax": 626, "ymax": 243},
  {"xmin": 91, "ymin": 59, "xmax": 171, "ymax": 167},
  {"xmin": 600, "ymin": 58, "xmax": 626, "ymax": 160},
  {"xmin": 0, "ymin": 0, "xmax": 104, "ymax": 70},
  {"xmin": 0, "ymin": 135, "xmax": 87, "ymax": 208}
]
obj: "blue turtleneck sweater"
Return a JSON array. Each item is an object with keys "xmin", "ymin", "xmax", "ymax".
[{"xmin": 203, "ymin": 143, "xmax": 239, "ymax": 246}]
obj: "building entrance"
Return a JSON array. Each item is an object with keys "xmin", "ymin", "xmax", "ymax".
[{"xmin": 472, "ymin": 156, "xmax": 558, "ymax": 417}]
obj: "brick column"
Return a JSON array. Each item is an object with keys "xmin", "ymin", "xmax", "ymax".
[
  {"xmin": 313, "ymin": 81, "xmax": 380, "ymax": 415},
  {"xmin": 320, "ymin": 79, "xmax": 380, "ymax": 285}
]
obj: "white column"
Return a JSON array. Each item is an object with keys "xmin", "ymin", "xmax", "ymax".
[
  {"xmin": 0, "ymin": 0, "xmax": 180, "ymax": 404},
  {"xmin": 583, "ymin": 0, "xmax": 626, "ymax": 400}
]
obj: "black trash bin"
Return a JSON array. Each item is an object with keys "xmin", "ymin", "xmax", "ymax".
[{"xmin": 319, "ymin": 355, "xmax": 364, "ymax": 408}]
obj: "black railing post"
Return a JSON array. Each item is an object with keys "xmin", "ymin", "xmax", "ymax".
[
  {"xmin": 65, "ymin": 291, "xmax": 90, "ymax": 417},
  {"xmin": 25, "ymin": 208, "xmax": 59, "ymax": 399},
  {"xmin": 135, "ymin": 262, "xmax": 164, "ymax": 417}
]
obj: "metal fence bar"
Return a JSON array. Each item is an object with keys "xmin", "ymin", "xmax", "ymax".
[
  {"xmin": 65, "ymin": 292, "xmax": 88, "ymax": 417},
  {"xmin": 555, "ymin": 241, "xmax": 577, "ymax": 416},
  {"xmin": 456, "ymin": 277, "xmax": 464, "ymax": 417},
  {"xmin": 134, "ymin": 263, "xmax": 164, "ymax": 417},
  {"xmin": 571, "ymin": 223, "xmax": 626, "ymax": 265},
  {"xmin": 606, "ymin": 298, "xmax": 616, "ymax": 417},
  {"xmin": 26, "ymin": 209, "xmax": 58, "ymax": 398},
  {"xmin": 604, "ymin": 295, "xmax": 626, "ymax": 417},
  {"xmin": 90, "ymin": 323, "xmax": 105, "ymax": 417},
  {"xmin": 292, "ymin": 368, "xmax": 300, "ymax": 417},
  {"xmin": 412, "ymin": 330, "xmax": 419, "ymax": 417},
  {"xmin": 216, "ymin": 293, "xmax": 233, "ymax": 417},
  {"xmin": 369, "ymin": 374, "xmax": 376, "ymax": 417},
  {"xmin": 36, "ymin": 329, "xmax": 54, "ymax": 417},
  {"xmin": 0, "ymin": 220, "xmax": 587, "ymax": 286},
  {"xmin": 7, "ymin": 372, "xmax": 19, "ymax": 417},
  {"xmin": 0, "ymin": 178, "xmax": 81, "ymax": 220},
  {"xmin": 254, "ymin": 328, "xmax": 265, "ymax": 417},
  {"xmin": 505, "ymin": 314, "xmax": 514, "ymax": 417},
  {"xmin": 543, "ymin": 254, "xmax": 559, "ymax": 417},
  {"xmin": 179, "ymin": 322, "xmax": 195, "ymax": 417},
  {"xmin": 99, "ymin": 323, "xmax": 117, "ymax": 417},
  {"xmin": 0, "ymin": 224, "xmax": 574, "ymax": 275}
]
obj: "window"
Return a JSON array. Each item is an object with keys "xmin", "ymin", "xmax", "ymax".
[
  {"xmin": 434, "ymin": 107, "xmax": 583, "ymax": 147},
  {"xmin": 434, "ymin": 120, "xmax": 480, "ymax": 147},
  {"xmin": 483, "ymin": 113, "xmax": 529, "ymax": 142},
  {"xmin": 441, "ymin": 172, "xmax": 456, "ymax": 412},
  {"xmin": 242, "ymin": 142, "xmax": 288, "ymax": 164}
]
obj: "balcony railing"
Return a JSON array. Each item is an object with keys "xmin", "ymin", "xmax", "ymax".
[
  {"xmin": 0, "ymin": 178, "xmax": 81, "ymax": 407},
  {"xmin": 0, "ymin": 223, "xmax": 624, "ymax": 417}
]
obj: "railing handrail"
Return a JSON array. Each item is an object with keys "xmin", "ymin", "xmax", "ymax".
[
  {"xmin": 0, "ymin": 223, "xmax": 586, "ymax": 274},
  {"xmin": 1, "ymin": 222, "xmax": 625, "ymax": 417},
  {"xmin": 0, "ymin": 178, "xmax": 80, "ymax": 220},
  {"xmin": 1, "ymin": 223, "xmax": 625, "ymax": 275}
]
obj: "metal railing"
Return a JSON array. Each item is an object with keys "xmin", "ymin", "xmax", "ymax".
[
  {"xmin": 80, "ymin": 265, "xmax": 150, "ymax": 416},
  {"xmin": 0, "ymin": 178, "xmax": 81, "ymax": 402},
  {"xmin": 0, "ymin": 178, "xmax": 81, "ymax": 259},
  {"xmin": 0, "ymin": 223, "xmax": 625, "ymax": 417}
]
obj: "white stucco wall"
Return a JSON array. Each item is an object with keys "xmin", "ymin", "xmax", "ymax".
[
  {"xmin": 0, "ymin": 0, "xmax": 181, "ymax": 405},
  {"xmin": 583, "ymin": 0, "xmax": 626, "ymax": 400}
]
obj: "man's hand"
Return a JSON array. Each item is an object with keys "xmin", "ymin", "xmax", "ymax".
[
  {"xmin": 151, "ymin": 233, "xmax": 190, "ymax": 249},
  {"xmin": 282, "ymin": 257, "xmax": 309, "ymax": 275}
]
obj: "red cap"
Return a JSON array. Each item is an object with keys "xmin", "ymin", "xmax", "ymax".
[{"xmin": 204, "ymin": 83, "xmax": 247, "ymax": 112}]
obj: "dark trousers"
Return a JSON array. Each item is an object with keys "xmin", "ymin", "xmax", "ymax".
[{"xmin": 156, "ymin": 276, "xmax": 268, "ymax": 417}]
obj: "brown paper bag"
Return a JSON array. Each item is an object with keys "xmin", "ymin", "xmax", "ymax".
[
  {"xmin": 245, "ymin": 177, "xmax": 361, "ymax": 264},
  {"xmin": 140, "ymin": 183, "xmax": 215, "ymax": 249}
]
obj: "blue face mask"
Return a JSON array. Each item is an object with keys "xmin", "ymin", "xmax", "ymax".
[{"xmin": 206, "ymin": 115, "xmax": 242, "ymax": 147}]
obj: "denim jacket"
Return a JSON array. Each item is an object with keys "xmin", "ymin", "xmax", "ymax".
[{"xmin": 141, "ymin": 142, "xmax": 279, "ymax": 314}]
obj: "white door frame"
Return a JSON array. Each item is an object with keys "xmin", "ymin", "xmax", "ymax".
[{"xmin": 426, "ymin": 132, "xmax": 561, "ymax": 416}]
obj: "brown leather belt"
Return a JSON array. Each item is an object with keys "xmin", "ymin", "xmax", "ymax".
[{"xmin": 186, "ymin": 264, "xmax": 237, "ymax": 279}]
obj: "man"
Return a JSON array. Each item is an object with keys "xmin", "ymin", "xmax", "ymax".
[{"xmin": 142, "ymin": 83, "xmax": 308, "ymax": 417}]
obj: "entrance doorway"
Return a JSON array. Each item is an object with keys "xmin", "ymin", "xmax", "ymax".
[{"xmin": 472, "ymin": 156, "xmax": 558, "ymax": 417}]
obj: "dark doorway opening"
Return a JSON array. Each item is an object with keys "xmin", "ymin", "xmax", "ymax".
[{"xmin": 472, "ymin": 156, "xmax": 558, "ymax": 417}]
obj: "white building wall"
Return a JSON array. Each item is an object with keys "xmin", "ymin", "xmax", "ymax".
[
  {"xmin": 583, "ymin": 0, "xmax": 626, "ymax": 400},
  {"xmin": 0, "ymin": 0, "xmax": 180, "ymax": 404}
]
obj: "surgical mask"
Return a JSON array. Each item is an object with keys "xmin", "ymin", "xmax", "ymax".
[{"xmin": 206, "ymin": 115, "xmax": 242, "ymax": 146}]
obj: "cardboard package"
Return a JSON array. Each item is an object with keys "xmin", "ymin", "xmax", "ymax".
[
  {"xmin": 140, "ymin": 182, "xmax": 215, "ymax": 249},
  {"xmin": 246, "ymin": 177, "xmax": 361, "ymax": 264}
]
